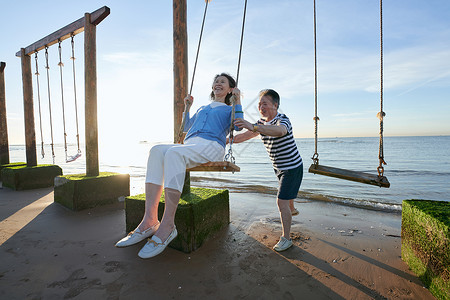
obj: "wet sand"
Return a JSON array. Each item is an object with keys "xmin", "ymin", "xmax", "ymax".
[{"xmin": 0, "ymin": 186, "xmax": 434, "ymax": 299}]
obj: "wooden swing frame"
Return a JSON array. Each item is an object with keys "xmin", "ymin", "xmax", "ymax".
[{"xmin": 17, "ymin": 6, "xmax": 109, "ymax": 174}]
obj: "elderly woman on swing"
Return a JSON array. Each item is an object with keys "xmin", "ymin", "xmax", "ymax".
[{"xmin": 116, "ymin": 73, "xmax": 243, "ymax": 258}]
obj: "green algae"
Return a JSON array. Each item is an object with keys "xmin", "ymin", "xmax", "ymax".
[{"xmin": 402, "ymin": 199, "xmax": 449, "ymax": 300}]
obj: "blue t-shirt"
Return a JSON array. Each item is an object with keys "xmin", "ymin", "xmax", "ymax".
[{"xmin": 184, "ymin": 102, "xmax": 243, "ymax": 148}]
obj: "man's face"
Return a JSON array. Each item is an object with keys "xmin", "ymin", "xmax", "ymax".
[{"xmin": 258, "ymin": 95, "xmax": 277, "ymax": 119}]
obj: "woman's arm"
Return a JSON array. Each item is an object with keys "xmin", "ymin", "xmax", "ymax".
[
  {"xmin": 231, "ymin": 88, "xmax": 244, "ymax": 131},
  {"xmin": 230, "ymin": 130, "xmax": 259, "ymax": 144}
]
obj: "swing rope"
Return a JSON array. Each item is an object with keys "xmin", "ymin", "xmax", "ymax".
[
  {"xmin": 312, "ymin": 0, "xmax": 319, "ymax": 166},
  {"xmin": 57, "ymin": 39, "xmax": 81, "ymax": 163},
  {"xmin": 177, "ymin": 0, "xmax": 210, "ymax": 144},
  {"xmin": 377, "ymin": 0, "xmax": 387, "ymax": 177},
  {"xmin": 44, "ymin": 46, "xmax": 56, "ymax": 164},
  {"xmin": 235, "ymin": 0, "xmax": 247, "ymax": 87},
  {"xmin": 57, "ymin": 40, "xmax": 70, "ymax": 162},
  {"xmin": 176, "ymin": 0, "xmax": 247, "ymax": 173},
  {"xmin": 189, "ymin": 0, "xmax": 210, "ymax": 96},
  {"xmin": 70, "ymin": 34, "xmax": 82, "ymax": 160},
  {"xmin": 34, "ymin": 52, "xmax": 45, "ymax": 159},
  {"xmin": 224, "ymin": 0, "xmax": 248, "ymax": 166},
  {"xmin": 309, "ymin": 0, "xmax": 389, "ymax": 188}
]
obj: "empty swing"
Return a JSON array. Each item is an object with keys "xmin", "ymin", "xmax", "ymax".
[
  {"xmin": 57, "ymin": 38, "xmax": 82, "ymax": 163},
  {"xmin": 308, "ymin": 0, "xmax": 390, "ymax": 188},
  {"xmin": 44, "ymin": 46, "xmax": 57, "ymax": 164},
  {"xmin": 34, "ymin": 52, "xmax": 45, "ymax": 159},
  {"xmin": 175, "ymin": 0, "xmax": 248, "ymax": 173},
  {"xmin": 33, "ymin": 38, "xmax": 82, "ymax": 164}
]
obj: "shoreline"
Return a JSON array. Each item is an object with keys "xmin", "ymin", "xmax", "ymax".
[
  {"xmin": 191, "ymin": 179, "xmax": 403, "ymax": 214},
  {"xmin": 0, "ymin": 187, "xmax": 434, "ymax": 299}
]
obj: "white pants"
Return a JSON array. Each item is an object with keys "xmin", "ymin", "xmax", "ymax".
[{"xmin": 145, "ymin": 137, "xmax": 225, "ymax": 193}]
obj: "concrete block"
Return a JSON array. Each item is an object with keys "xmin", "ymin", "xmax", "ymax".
[
  {"xmin": 54, "ymin": 172, "xmax": 130, "ymax": 211},
  {"xmin": 1, "ymin": 164, "xmax": 62, "ymax": 190},
  {"xmin": 125, "ymin": 187, "xmax": 229, "ymax": 253}
]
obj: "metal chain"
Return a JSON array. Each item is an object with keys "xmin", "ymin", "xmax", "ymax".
[
  {"xmin": 44, "ymin": 46, "xmax": 55, "ymax": 164},
  {"xmin": 34, "ymin": 52, "xmax": 45, "ymax": 159},
  {"xmin": 377, "ymin": 0, "xmax": 387, "ymax": 177},
  {"xmin": 224, "ymin": 95, "xmax": 236, "ymax": 165}
]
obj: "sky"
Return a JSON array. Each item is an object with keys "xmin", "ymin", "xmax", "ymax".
[{"xmin": 1, "ymin": 0, "xmax": 450, "ymax": 148}]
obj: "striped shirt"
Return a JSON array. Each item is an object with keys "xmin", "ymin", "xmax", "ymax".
[{"xmin": 259, "ymin": 113, "xmax": 303, "ymax": 171}]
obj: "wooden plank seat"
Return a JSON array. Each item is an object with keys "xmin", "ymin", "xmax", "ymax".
[
  {"xmin": 308, "ymin": 164, "xmax": 390, "ymax": 188},
  {"xmin": 187, "ymin": 161, "xmax": 240, "ymax": 172}
]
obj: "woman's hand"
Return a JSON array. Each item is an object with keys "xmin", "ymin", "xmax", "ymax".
[
  {"xmin": 232, "ymin": 87, "xmax": 241, "ymax": 105},
  {"xmin": 184, "ymin": 95, "xmax": 193, "ymax": 111}
]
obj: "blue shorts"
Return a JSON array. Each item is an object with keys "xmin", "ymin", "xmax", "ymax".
[{"xmin": 274, "ymin": 164, "xmax": 303, "ymax": 200}]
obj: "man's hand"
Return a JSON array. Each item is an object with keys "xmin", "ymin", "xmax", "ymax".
[{"xmin": 234, "ymin": 118, "xmax": 253, "ymax": 131}]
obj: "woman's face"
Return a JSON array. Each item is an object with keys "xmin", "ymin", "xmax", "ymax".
[{"xmin": 212, "ymin": 76, "xmax": 233, "ymax": 100}]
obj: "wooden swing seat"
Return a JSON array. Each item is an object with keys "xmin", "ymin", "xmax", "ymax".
[
  {"xmin": 187, "ymin": 161, "xmax": 240, "ymax": 172},
  {"xmin": 308, "ymin": 164, "xmax": 390, "ymax": 188}
]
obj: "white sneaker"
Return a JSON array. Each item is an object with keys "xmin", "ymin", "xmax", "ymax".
[
  {"xmin": 273, "ymin": 236, "xmax": 293, "ymax": 252},
  {"xmin": 138, "ymin": 227, "xmax": 178, "ymax": 259},
  {"xmin": 291, "ymin": 208, "xmax": 299, "ymax": 216},
  {"xmin": 115, "ymin": 223, "xmax": 160, "ymax": 248}
]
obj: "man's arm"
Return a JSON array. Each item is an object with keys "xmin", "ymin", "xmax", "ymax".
[
  {"xmin": 234, "ymin": 118, "xmax": 287, "ymax": 137},
  {"xmin": 253, "ymin": 123, "xmax": 287, "ymax": 137}
]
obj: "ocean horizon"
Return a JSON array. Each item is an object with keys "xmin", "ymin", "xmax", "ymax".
[{"xmin": 6, "ymin": 135, "xmax": 450, "ymax": 213}]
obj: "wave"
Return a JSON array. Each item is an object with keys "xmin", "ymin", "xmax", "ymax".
[
  {"xmin": 298, "ymin": 190, "xmax": 402, "ymax": 213},
  {"xmin": 190, "ymin": 176, "xmax": 402, "ymax": 213},
  {"xmin": 388, "ymin": 169, "xmax": 450, "ymax": 176}
]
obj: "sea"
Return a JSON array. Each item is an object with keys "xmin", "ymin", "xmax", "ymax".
[{"xmin": 6, "ymin": 135, "xmax": 450, "ymax": 213}]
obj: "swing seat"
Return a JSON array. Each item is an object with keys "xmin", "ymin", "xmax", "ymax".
[
  {"xmin": 66, "ymin": 152, "xmax": 82, "ymax": 163},
  {"xmin": 187, "ymin": 161, "xmax": 240, "ymax": 172},
  {"xmin": 308, "ymin": 164, "xmax": 390, "ymax": 188}
]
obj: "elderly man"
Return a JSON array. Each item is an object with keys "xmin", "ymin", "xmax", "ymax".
[{"xmin": 234, "ymin": 89, "xmax": 303, "ymax": 251}]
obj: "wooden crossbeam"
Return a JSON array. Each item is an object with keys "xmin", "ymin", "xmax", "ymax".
[
  {"xmin": 16, "ymin": 6, "xmax": 110, "ymax": 57},
  {"xmin": 308, "ymin": 164, "xmax": 390, "ymax": 188},
  {"xmin": 187, "ymin": 161, "xmax": 240, "ymax": 172}
]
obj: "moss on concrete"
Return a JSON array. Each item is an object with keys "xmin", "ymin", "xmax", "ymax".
[
  {"xmin": 125, "ymin": 187, "xmax": 229, "ymax": 253},
  {"xmin": 402, "ymin": 200, "xmax": 449, "ymax": 300},
  {"xmin": 0, "ymin": 162, "xmax": 26, "ymax": 172},
  {"xmin": 1, "ymin": 164, "xmax": 62, "ymax": 190},
  {"xmin": 54, "ymin": 172, "xmax": 130, "ymax": 211}
]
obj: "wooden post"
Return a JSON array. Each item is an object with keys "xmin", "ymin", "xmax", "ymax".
[
  {"xmin": 21, "ymin": 49, "xmax": 37, "ymax": 167},
  {"xmin": 173, "ymin": 0, "xmax": 190, "ymax": 195},
  {"xmin": 0, "ymin": 62, "xmax": 10, "ymax": 165},
  {"xmin": 84, "ymin": 13, "xmax": 99, "ymax": 176}
]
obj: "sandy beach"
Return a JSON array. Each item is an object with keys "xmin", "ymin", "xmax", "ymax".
[{"xmin": 0, "ymin": 186, "xmax": 435, "ymax": 299}]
